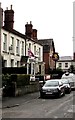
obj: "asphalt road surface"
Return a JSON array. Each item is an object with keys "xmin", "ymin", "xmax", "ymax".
[{"xmin": 2, "ymin": 91, "xmax": 75, "ymax": 118}]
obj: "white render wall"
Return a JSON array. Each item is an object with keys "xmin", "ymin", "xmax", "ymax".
[
  {"xmin": 56, "ymin": 61, "xmax": 72, "ymax": 71},
  {"xmin": 1, "ymin": 29, "xmax": 25, "ymax": 67},
  {"xmin": 1, "ymin": 28, "xmax": 43, "ymax": 67},
  {"xmin": 26, "ymin": 40, "xmax": 43, "ymax": 62}
]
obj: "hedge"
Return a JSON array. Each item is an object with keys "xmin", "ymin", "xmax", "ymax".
[
  {"xmin": 2, "ymin": 74, "xmax": 30, "ymax": 87},
  {"xmin": 16, "ymin": 74, "xmax": 30, "ymax": 87}
]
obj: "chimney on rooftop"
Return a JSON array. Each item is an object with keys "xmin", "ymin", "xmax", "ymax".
[
  {"xmin": 32, "ymin": 29, "xmax": 37, "ymax": 40},
  {"xmin": 4, "ymin": 5, "xmax": 14, "ymax": 29},
  {"xmin": 25, "ymin": 21, "xmax": 33, "ymax": 38},
  {"xmin": 0, "ymin": 2, "xmax": 3, "ymax": 28}
]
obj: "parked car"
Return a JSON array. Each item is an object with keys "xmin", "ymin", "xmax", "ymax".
[
  {"xmin": 61, "ymin": 78, "xmax": 71, "ymax": 93},
  {"xmin": 40, "ymin": 79, "xmax": 65, "ymax": 98},
  {"xmin": 68, "ymin": 78, "xmax": 75, "ymax": 90},
  {"xmin": 61, "ymin": 72, "xmax": 75, "ymax": 90}
]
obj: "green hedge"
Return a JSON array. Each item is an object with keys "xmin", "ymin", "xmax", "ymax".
[
  {"xmin": 2, "ymin": 74, "xmax": 30, "ymax": 87},
  {"xmin": 16, "ymin": 74, "xmax": 30, "ymax": 87},
  {"xmin": 2, "ymin": 74, "xmax": 11, "ymax": 86}
]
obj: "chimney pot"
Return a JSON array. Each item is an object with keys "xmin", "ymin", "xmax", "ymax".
[
  {"xmin": 6, "ymin": 7, "xmax": 8, "ymax": 10},
  {"xmin": 10, "ymin": 5, "xmax": 12, "ymax": 10},
  {"xmin": 30, "ymin": 21, "xmax": 32, "ymax": 24}
]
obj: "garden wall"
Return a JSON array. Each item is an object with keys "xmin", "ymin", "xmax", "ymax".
[{"xmin": 15, "ymin": 82, "xmax": 39, "ymax": 96}]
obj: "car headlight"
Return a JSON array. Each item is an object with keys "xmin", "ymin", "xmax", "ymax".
[
  {"xmin": 53, "ymin": 89, "xmax": 58, "ymax": 92},
  {"xmin": 42, "ymin": 90, "xmax": 46, "ymax": 92},
  {"xmin": 41, "ymin": 88, "xmax": 46, "ymax": 92}
]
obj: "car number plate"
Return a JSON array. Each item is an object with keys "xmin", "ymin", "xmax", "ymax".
[{"xmin": 46, "ymin": 92, "xmax": 52, "ymax": 94}]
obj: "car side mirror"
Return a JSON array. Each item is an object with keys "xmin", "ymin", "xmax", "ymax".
[{"xmin": 59, "ymin": 83, "xmax": 63, "ymax": 87}]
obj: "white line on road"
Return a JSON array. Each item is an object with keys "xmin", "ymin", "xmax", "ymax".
[{"xmin": 45, "ymin": 96, "xmax": 73, "ymax": 116}]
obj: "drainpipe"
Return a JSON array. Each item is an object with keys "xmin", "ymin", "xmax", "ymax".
[{"xmin": 25, "ymin": 38, "xmax": 26, "ymax": 56}]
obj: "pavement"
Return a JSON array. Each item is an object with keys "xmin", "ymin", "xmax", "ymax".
[{"xmin": 2, "ymin": 92, "xmax": 39, "ymax": 109}]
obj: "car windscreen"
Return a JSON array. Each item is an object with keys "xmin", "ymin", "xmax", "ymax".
[
  {"xmin": 44, "ymin": 81, "xmax": 59, "ymax": 87},
  {"xmin": 61, "ymin": 79, "xmax": 69, "ymax": 84},
  {"xmin": 68, "ymin": 79, "xmax": 73, "ymax": 82}
]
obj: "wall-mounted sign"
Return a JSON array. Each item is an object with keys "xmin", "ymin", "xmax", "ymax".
[
  {"xmin": 20, "ymin": 56, "xmax": 29, "ymax": 64},
  {"xmin": 52, "ymin": 52, "xmax": 59, "ymax": 61}
]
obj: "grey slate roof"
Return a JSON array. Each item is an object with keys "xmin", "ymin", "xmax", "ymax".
[
  {"xmin": 38, "ymin": 39, "xmax": 55, "ymax": 53},
  {"xmin": 38, "ymin": 39, "xmax": 53, "ymax": 46},
  {"xmin": 58, "ymin": 56, "xmax": 73, "ymax": 61},
  {"xmin": 2, "ymin": 26, "xmax": 42, "ymax": 46}
]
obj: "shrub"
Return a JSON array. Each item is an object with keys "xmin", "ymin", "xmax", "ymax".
[
  {"xmin": 2, "ymin": 74, "xmax": 11, "ymax": 86},
  {"xmin": 16, "ymin": 74, "xmax": 30, "ymax": 87}
]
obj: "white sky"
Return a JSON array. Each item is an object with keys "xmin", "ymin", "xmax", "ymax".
[{"xmin": 0, "ymin": 0, "xmax": 74, "ymax": 56}]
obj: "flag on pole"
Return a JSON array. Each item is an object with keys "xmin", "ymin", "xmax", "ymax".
[{"xmin": 28, "ymin": 48, "xmax": 35, "ymax": 57}]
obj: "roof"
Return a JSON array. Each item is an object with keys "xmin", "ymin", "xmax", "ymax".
[
  {"xmin": 38, "ymin": 39, "xmax": 53, "ymax": 46},
  {"xmin": 2, "ymin": 26, "xmax": 42, "ymax": 46},
  {"xmin": 58, "ymin": 56, "xmax": 73, "ymax": 62},
  {"xmin": 38, "ymin": 38, "xmax": 55, "ymax": 52}
]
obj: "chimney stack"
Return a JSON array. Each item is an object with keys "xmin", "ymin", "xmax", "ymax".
[
  {"xmin": 4, "ymin": 5, "xmax": 14, "ymax": 29},
  {"xmin": 25, "ymin": 21, "xmax": 33, "ymax": 38},
  {"xmin": 0, "ymin": 2, "xmax": 3, "ymax": 28},
  {"xmin": 32, "ymin": 29, "xmax": 37, "ymax": 40}
]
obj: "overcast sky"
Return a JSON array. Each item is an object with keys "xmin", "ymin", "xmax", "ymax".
[{"xmin": 0, "ymin": 0, "xmax": 74, "ymax": 56}]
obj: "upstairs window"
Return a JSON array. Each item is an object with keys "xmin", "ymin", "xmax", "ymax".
[
  {"xmin": 65, "ymin": 63, "xmax": 68, "ymax": 68},
  {"xmin": 3, "ymin": 33, "xmax": 7, "ymax": 51},
  {"xmin": 59, "ymin": 63, "xmax": 62, "ymax": 68},
  {"xmin": 10, "ymin": 36, "xmax": 14, "ymax": 51},
  {"xmin": 22, "ymin": 41, "xmax": 24, "ymax": 55},
  {"xmin": 34, "ymin": 46, "xmax": 36, "ymax": 55},
  {"xmin": 38, "ymin": 48, "xmax": 41, "ymax": 60},
  {"xmin": 16, "ymin": 39, "xmax": 20, "ymax": 55}
]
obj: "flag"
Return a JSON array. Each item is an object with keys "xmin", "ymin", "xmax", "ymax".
[{"xmin": 28, "ymin": 48, "xmax": 35, "ymax": 57}]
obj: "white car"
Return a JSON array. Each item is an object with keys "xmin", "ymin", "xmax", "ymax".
[
  {"xmin": 61, "ymin": 78, "xmax": 71, "ymax": 93},
  {"xmin": 61, "ymin": 72, "xmax": 75, "ymax": 90}
]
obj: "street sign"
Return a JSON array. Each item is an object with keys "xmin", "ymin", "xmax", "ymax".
[{"xmin": 52, "ymin": 52, "xmax": 59, "ymax": 61}]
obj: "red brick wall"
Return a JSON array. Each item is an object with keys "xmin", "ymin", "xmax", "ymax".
[
  {"xmin": 4, "ymin": 9, "xmax": 14, "ymax": 29},
  {"xmin": 44, "ymin": 52, "xmax": 55, "ymax": 73},
  {"xmin": 44, "ymin": 52, "xmax": 49, "ymax": 73}
]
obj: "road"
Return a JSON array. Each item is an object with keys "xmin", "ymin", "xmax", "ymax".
[{"xmin": 2, "ymin": 91, "xmax": 75, "ymax": 118}]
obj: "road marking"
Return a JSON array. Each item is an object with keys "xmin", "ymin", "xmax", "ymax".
[
  {"xmin": 54, "ymin": 116, "xmax": 58, "ymax": 118},
  {"xmin": 45, "ymin": 97, "xmax": 73, "ymax": 116}
]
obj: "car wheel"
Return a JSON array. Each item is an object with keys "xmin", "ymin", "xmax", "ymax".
[
  {"xmin": 68, "ymin": 89, "xmax": 71, "ymax": 94},
  {"xmin": 58, "ymin": 92, "xmax": 61, "ymax": 98},
  {"xmin": 63, "ymin": 90, "xmax": 65, "ymax": 96}
]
